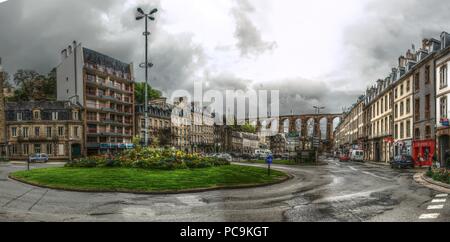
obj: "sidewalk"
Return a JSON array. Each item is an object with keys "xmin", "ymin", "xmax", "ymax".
[{"xmin": 9, "ymin": 161, "xmax": 67, "ymax": 165}]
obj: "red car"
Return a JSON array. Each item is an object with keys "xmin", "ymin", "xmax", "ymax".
[{"xmin": 339, "ymin": 154, "xmax": 350, "ymax": 162}]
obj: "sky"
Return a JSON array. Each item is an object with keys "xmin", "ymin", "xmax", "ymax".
[{"xmin": 1, "ymin": 0, "xmax": 450, "ymax": 115}]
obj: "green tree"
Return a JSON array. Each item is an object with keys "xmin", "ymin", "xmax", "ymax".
[
  {"xmin": 135, "ymin": 82, "xmax": 162, "ymax": 104},
  {"xmin": 9, "ymin": 69, "xmax": 56, "ymax": 101}
]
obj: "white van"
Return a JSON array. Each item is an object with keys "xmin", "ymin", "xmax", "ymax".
[
  {"xmin": 350, "ymin": 150, "xmax": 364, "ymax": 162},
  {"xmin": 255, "ymin": 149, "xmax": 272, "ymax": 159}
]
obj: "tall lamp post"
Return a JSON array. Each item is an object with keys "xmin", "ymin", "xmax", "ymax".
[{"xmin": 136, "ymin": 7, "xmax": 158, "ymax": 147}]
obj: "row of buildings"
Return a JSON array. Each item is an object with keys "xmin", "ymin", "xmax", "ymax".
[
  {"xmin": 335, "ymin": 32, "xmax": 450, "ymax": 167},
  {"xmin": 0, "ymin": 43, "xmax": 268, "ymax": 161}
]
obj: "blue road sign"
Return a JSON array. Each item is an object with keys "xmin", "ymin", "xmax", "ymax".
[{"xmin": 266, "ymin": 155, "xmax": 273, "ymax": 164}]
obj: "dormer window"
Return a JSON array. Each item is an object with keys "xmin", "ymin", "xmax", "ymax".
[
  {"xmin": 34, "ymin": 110, "xmax": 41, "ymax": 120},
  {"xmin": 52, "ymin": 112, "xmax": 59, "ymax": 121},
  {"xmin": 17, "ymin": 112, "xmax": 23, "ymax": 121}
]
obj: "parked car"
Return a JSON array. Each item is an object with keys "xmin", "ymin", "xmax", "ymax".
[
  {"xmin": 350, "ymin": 150, "xmax": 364, "ymax": 162},
  {"xmin": 217, "ymin": 153, "xmax": 233, "ymax": 162},
  {"xmin": 390, "ymin": 155, "xmax": 415, "ymax": 169},
  {"xmin": 339, "ymin": 154, "xmax": 350, "ymax": 162},
  {"xmin": 28, "ymin": 153, "xmax": 49, "ymax": 163}
]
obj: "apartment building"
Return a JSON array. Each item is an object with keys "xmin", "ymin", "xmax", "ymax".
[
  {"xmin": 5, "ymin": 101, "xmax": 83, "ymax": 161},
  {"xmin": 171, "ymin": 97, "xmax": 191, "ymax": 151},
  {"xmin": 190, "ymin": 102, "xmax": 215, "ymax": 153},
  {"xmin": 412, "ymin": 38, "xmax": 441, "ymax": 166},
  {"xmin": 135, "ymin": 98, "xmax": 172, "ymax": 147},
  {"xmin": 436, "ymin": 32, "xmax": 450, "ymax": 166},
  {"xmin": 365, "ymin": 77, "xmax": 394, "ymax": 163},
  {"xmin": 56, "ymin": 42, "xmax": 135, "ymax": 155},
  {"xmin": 393, "ymin": 52, "xmax": 415, "ymax": 157}
]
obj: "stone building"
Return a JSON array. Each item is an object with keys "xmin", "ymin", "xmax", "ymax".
[
  {"xmin": 57, "ymin": 41, "xmax": 135, "ymax": 155},
  {"xmin": 171, "ymin": 97, "xmax": 191, "ymax": 151},
  {"xmin": 269, "ymin": 134, "xmax": 287, "ymax": 156},
  {"xmin": 5, "ymin": 101, "xmax": 84, "ymax": 161},
  {"xmin": 190, "ymin": 102, "xmax": 215, "ymax": 153},
  {"xmin": 365, "ymin": 75, "xmax": 395, "ymax": 163},
  {"xmin": 412, "ymin": 38, "xmax": 441, "ymax": 166},
  {"xmin": 393, "ymin": 51, "xmax": 415, "ymax": 157},
  {"xmin": 436, "ymin": 32, "xmax": 450, "ymax": 167},
  {"xmin": 135, "ymin": 98, "xmax": 172, "ymax": 147},
  {"xmin": 231, "ymin": 131, "xmax": 260, "ymax": 155}
]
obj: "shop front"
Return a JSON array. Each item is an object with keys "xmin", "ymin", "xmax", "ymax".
[
  {"xmin": 412, "ymin": 140, "xmax": 435, "ymax": 167},
  {"xmin": 394, "ymin": 140, "xmax": 412, "ymax": 157}
]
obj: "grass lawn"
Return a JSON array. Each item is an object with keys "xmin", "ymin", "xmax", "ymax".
[
  {"xmin": 10, "ymin": 165, "xmax": 288, "ymax": 193},
  {"xmin": 243, "ymin": 160, "xmax": 299, "ymax": 165}
]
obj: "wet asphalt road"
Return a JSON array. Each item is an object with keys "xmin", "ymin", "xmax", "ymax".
[{"xmin": 0, "ymin": 159, "xmax": 449, "ymax": 222}]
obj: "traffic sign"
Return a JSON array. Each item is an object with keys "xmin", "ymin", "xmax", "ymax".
[{"xmin": 266, "ymin": 155, "xmax": 273, "ymax": 164}]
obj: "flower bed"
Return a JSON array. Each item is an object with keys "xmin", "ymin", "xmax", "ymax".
[
  {"xmin": 426, "ymin": 168, "xmax": 450, "ymax": 185},
  {"xmin": 66, "ymin": 148, "xmax": 230, "ymax": 170}
]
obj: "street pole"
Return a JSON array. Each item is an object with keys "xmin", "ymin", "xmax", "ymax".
[{"xmin": 144, "ymin": 16, "xmax": 149, "ymax": 148}]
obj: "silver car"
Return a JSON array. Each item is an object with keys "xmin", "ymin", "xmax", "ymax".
[{"xmin": 28, "ymin": 153, "xmax": 49, "ymax": 163}]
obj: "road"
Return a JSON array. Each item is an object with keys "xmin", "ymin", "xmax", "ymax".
[{"xmin": 0, "ymin": 159, "xmax": 449, "ymax": 222}]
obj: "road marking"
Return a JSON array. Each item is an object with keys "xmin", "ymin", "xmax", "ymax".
[
  {"xmin": 349, "ymin": 166, "xmax": 358, "ymax": 171},
  {"xmin": 435, "ymin": 194, "xmax": 448, "ymax": 198},
  {"xmin": 427, "ymin": 205, "xmax": 444, "ymax": 210},
  {"xmin": 419, "ymin": 213, "xmax": 440, "ymax": 219},
  {"xmin": 431, "ymin": 199, "xmax": 447, "ymax": 203}
]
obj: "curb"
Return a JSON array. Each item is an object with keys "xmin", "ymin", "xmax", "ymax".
[
  {"xmin": 8, "ymin": 168, "xmax": 294, "ymax": 196},
  {"xmin": 414, "ymin": 172, "xmax": 450, "ymax": 193}
]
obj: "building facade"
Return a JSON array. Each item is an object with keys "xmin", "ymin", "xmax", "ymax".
[
  {"xmin": 5, "ymin": 101, "xmax": 83, "ymax": 161},
  {"xmin": 393, "ymin": 52, "xmax": 415, "ymax": 157},
  {"xmin": 171, "ymin": 97, "xmax": 191, "ymax": 151},
  {"xmin": 436, "ymin": 32, "xmax": 450, "ymax": 167},
  {"xmin": 135, "ymin": 98, "xmax": 172, "ymax": 147},
  {"xmin": 56, "ymin": 42, "xmax": 135, "ymax": 155},
  {"xmin": 0, "ymin": 58, "xmax": 6, "ymax": 158},
  {"xmin": 412, "ymin": 39, "xmax": 441, "ymax": 166}
]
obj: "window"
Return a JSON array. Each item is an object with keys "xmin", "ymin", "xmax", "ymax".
[
  {"xmin": 440, "ymin": 97, "xmax": 448, "ymax": 119},
  {"xmin": 73, "ymin": 127, "xmax": 79, "ymax": 138},
  {"xmin": 440, "ymin": 65, "xmax": 448, "ymax": 89},
  {"xmin": 52, "ymin": 112, "xmax": 59, "ymax": 121},
  {"xmin": 73, "ymin": 111, "xmax": 79, "ymax": 121},
  {"xmin": 23, "ymin": 144, "xmax": 29, "ymax": 155},
  {"xmin": 58, "ymin": 144, "xmax": 65, "ymax": 156},
  {"xmin": 22, "ymin": 127, "xmax": 29, "ymax": 138},
  {"xmin": 34, "ymin": 127, "xmax": 40, "ymax": 137},
  {"xmin": 414, "ymin": 73, "xmax": 420, "ymax": 91},
  {"xmin": 415, "ymin": 99, "xmax": 420, "ymax": 121},
  {"xmin": 46, "ymin": 127, "xmax": 52, "ymax": 138},
  {"xmin": 425, "ymin": 126, "xmax": 432, "ymax": 139},
  {"xmin": 425, "ymin": 95, "xmax": 431, "ymax": 120},
  {"xmin": 406, "ymin": 121, "xmax": 411, "ymax": 138},
  {"xmin": 415, "ymin": 128, "xmax": 421, "ymax": 139},
  {"xmin": 400, "ymin": 85, "xmax": 404, "ymax": 96},
  {"xmin": 34, "ymin": 144, "xmax": 41, "ymax": 154},
  {"xmin": 400, "ymin": 122, "xmax": 404, "ymax": 139},
  {"xmin": 406, "ymin": 80, "xmax": 410, "ymax": 92},
  {"xmin": 395, "ymin": 124, "xmax": 398, "ymax": 139},
  {"xmin": 17, "ymin": 112, "xmax": 23, "ymax": 121},
  {"xmin": 406, "ymin": 98, "xmax": 411, "ymax": 114},
  {"xmin": 58, "ymin": 127, "xmax": 64, "ymax": 137},
  {"xmin": 425, "ymin": 66, "xmax": 431, "ymax": 84},
  {"xmin": 34, "ymin": 111, "xmax": 40, "ymax": 120},
  {"xmin": 10, "ymin": 145, "xmax": 17, "ymax": 155},
  {"xmin": 46, "ymin": 144, "xmax": 53, "ymax": 155},
  {"xmin": 11, "ymin": 127, "xmax": 17, "ymax": 137},
  {"xmin": 395, "ymin": 104, "xmax": 398, "ymax": 118},
  {"xmin": 400, "ymin": 102, "xmax": 404, "ymax": 116},
  {"xmin": 395, "ymin": 89, "xmax": 398, "ymax": 99},
  {"xmin": 385, "ymin": 96, "xmax": 388, "ymax": 112},
  {"xmin": 381, "ymin": 98, "xmax": 384, "ymax": 114}
]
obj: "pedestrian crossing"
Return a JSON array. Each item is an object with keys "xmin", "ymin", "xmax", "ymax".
[{"xmin": 419, "ymin": 194, "xmax": 448, "ymax": 220}]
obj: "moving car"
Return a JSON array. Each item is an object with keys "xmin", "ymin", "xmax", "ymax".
[
  {"xmin": 350, "ymin": 150, "xmax": 364, "ymax": 162},
  {"xmin": 390, "ymin": 155, "xmax": 415, "ymax": 169},
  {"xmin": 28, "ymin": 153, "xmax": 49, "ymax": 163},
  {"xmin": 217, "ymin": 153, "xmax": 233, "ymax": 162}
]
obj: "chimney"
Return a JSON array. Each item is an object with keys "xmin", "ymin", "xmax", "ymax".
[
  {"xmin": 68, "ymin": 45, "xmax": 73, "ymax": 55},
  {"xmin": 61, "ymin": 49, "xmax": 68, "ymax": 60},
  {"xmin": 440, "ymin": 32, "xmax": 450, "ymax": 49}
]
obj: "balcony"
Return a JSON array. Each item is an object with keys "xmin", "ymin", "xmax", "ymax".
[{"xmin": 18, "ymin": 135, "xmax": 60, "ymax": 142}]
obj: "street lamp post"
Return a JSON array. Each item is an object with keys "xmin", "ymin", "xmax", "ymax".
[{"xmin": 136, "ymin": 7, "xmax": 158, "ymax": 147}]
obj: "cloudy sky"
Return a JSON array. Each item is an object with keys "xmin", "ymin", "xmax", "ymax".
[{"xmin": 1, "ymin": 0, "xmax": 450, "ymax": 115}]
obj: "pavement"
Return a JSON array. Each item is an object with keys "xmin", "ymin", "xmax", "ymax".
[{"xmin": 0, "ymin": 159, "xmax": 449, "ymax": 222}]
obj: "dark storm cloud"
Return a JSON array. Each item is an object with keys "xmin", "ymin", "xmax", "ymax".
[
  {"xmin": 231, "ymin": 0, "xmax": 276, "ymax": 57},
  {"xmin": 343, "ymin": 0, "xmax": 450, "ymax": 88},
  {"xmin": 0, "ymin": 0, "xmax": 205, "ymax": 94}
]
